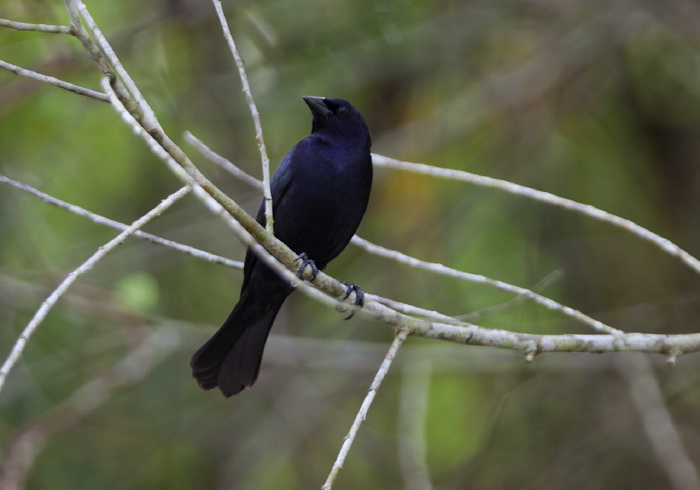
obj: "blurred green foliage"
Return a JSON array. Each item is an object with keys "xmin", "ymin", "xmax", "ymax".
[{"xmin": 2, "ymin": 0, "xmax": 700, "ymax": 489}]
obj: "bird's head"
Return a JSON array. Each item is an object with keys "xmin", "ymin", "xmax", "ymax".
[{"xmin": 303, "ymin": 96, "xmax": 371, "ymax": 150}]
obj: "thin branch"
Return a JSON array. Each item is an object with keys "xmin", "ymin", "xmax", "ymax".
[
  {"xmin": 323, "ymin": 328, "xmax": 410, "ymax": 490},
  {"xmin": 0, "ymin": 18, "xmax": 72, "ymax": 34},
  {"xmin": 184, "ymin": 131, "xmax": 264, "ymax": 190},
  {"xmin": 62, "ymin": 0, "xmax": 115, "ymax": 83},
  {"xmin": 366, "ymin": 293, "xmax": 467, "ymax": 326},
  {"xmin": 69, "ymin": 0, "xmax": 159, "ymax": 127},
  {"xmin": 210, "ymin": 0, "xmax": 274, "ymax": 233},
  {"xmin": 372, "ymin": 154, "xmax": 700, "ymax": 276},
  {"xmin": 0, "ymin": 59, "xmax": 109, "ymax": 102},
  {"xmin": 617, "ymin": 354, "xmax": 700, "ymax": 490},
  {"xmin": 398, "ymin": 360, "xmax": 434, "ymax": 490},
  {"xmin": 415, "ymin": 320, "xmax": 700, "ymax": 361},
  {"xmin": 0, "ymin": 175, "xmax": 243, "ymax": 270},
  {"xmin": 352, "ymin": 236, "xmax": 620, "ymax": 335},
  {"xmin": 460, "ymin": 269, "xmax": 564, "ymax": 321},
  {"xmin": 0, "ymin": 186, "xmax": 190, "ymax": 394},
  {"xmin": 0, "ymin": 327, "xmax": 180, "ymax": 490}
]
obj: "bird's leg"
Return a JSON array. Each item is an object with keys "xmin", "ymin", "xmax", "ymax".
[
  {"xmin": 295, "ymin": 252, "xmax": 319, "ymax": 281},
  {"xmin": 338, "ymin": 281, "xmax": 364, "ymax": 320}
]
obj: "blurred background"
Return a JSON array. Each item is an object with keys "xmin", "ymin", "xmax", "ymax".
[{"xmin": 2, "ymin": 0, "xmax": 700, "ymax": 489}]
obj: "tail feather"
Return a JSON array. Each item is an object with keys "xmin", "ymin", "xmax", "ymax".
[{"xmin": 190, "ymin": 288, "xmax": 286, "ymax": 397}]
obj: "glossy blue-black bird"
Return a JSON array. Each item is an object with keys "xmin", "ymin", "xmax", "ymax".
[{"xmin": 190, "ymin": 97, "xmax": 373, "ymax": 396}]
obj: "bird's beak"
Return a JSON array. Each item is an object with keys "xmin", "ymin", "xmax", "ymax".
[{"xmin": 303, "ymin": 96, "xmax": 332, "ymax": 118}]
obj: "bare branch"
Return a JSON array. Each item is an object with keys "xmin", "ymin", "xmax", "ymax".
[
  {"xmin": 366, "ymin": 293, "xmax": 467, "ymax": 326},
  {"xmin": 416, "ymin": 321, "xmax": 700, "ymax": 361},
  {"xmin": 184, "ymin": 131, "xmax": 264, "ymax": 190},
  {"xmin": 0, "ymin": 327, "xmax": 180, "ymax": 490},
  {"xmin": 68, "ymin": 0, "xmax": 159, "ymax": 127},
  {"xmin": 211, "ymin": 0, "xmax": 274, "ymax": 233},
  {"xmin": 0, "ymin": 175, "xmax": 242, "ymax": 269},
  {"xmin": 372, "ymin": 154, "xmax": 700, "ymax": 276},
  {"xmin": 352, "ymin": 236, "xmax": 620, "ymax": 335},
  {"xmin": 398, "ymin": 361, "xmax": 434, "ymax": 490},
  {"xmin": 460, "ymin": 269, "xmax": 564, "ymax": 321},
  {"xmin": 323, "ymin": 328, "xmax": 410, "ymax": 490},
  {"xmin": 0, "ymin": 59, "xmax": 109, "ymax": 102},
  {"xmin": 0, "ymin": 18, "xmax": 72, "ymax": 34},
  {"xmin": 0, "ymin": 186, "xmax": 190, "ymax": 394},
  {"xmin": 618, "ymin": 355, "xmax": 700, "ymax": 490}
]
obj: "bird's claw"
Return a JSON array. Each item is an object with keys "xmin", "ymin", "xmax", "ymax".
[
  {"xmin": 337, "ymin": 281, "xmax": 364, "ymax": 320},
  {"xmin": 295, "ymin": 252, "xmax": 319, "ymax": 281}
]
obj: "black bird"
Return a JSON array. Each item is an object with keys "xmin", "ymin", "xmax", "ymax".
[{"xmin": 190, "ymin": 96, "xmax": 373, "ymax": 397}]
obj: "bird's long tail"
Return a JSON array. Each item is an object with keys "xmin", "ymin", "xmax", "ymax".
[{"xmin": 190, "ymin": 288, "xmax": 288, "ymax": 397}]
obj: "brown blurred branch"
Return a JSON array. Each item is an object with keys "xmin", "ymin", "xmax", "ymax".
[
  {"xmin": 0, "ymin": 327, "xmax": 180, "ymax": 490},
  {"xmin": 323, "ymin": 328, "xmax": 410, "ymax": 490},
  {"xmin": 618, "ymin": 355, "xmax": 700, "ymax": 490},
  {"xmin": 0, "ymin": 186, "xmax": 190, "ymax": 394}
]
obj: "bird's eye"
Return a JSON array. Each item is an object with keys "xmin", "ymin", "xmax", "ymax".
[{"xmin": 337, "ymin": 106, "xmax": 348, "ymax": 116}]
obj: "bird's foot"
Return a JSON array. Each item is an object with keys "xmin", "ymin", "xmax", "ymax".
[
  {"xmin": 295, "ymin": 252, "xmax": 319, "ymax": 281},
  {"xmin": 338, "ymin": 281, "xmax": 364, "ymax": 320}
]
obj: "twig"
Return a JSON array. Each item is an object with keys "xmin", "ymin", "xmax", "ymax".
[
  {"xmin": 70, "ymin": 0, "xmax": 159, "ymax": 127},
  {"xmin": 0, "ymin": 327, "xmax": 180, "ymax": 490},
  {"xmin": 617, "ymin": 354, "xmax": 700, "ymax": 490},
  {"xmin": 133, "ymin": 116, "xmax": 700, "ymax": 361},
  {"xmin": 0, "ymin": 186, "xmax": 190, "ymax": 394},
  {"xmin": 371, "ymin": 154, "xmax": 700, "ymax": 276},
  {"xmin": 184, "ymin": 131, "xmax": 264, "ymax": 190},
  {"xmin": 0, "ymin": 18, "xmax": 72, "ymax": 34},
  {"xmin": 366, "ymin": 293, "xmax": 467, "ymax": 326},
  {"xmin": 398, "ymin": 360, "xmax": 434, "ymax": 490},
  {"xmin": 62, "ymin": 0, "xmax": 115, "ymax": 83},
  {"xmin": 460, "ymin": 269, "xmax": 564, "ymax": 321},
  {"xmin": 0, "ymin": 175, "xmax": 243, "ymax": 269},
  {"xmin": 323, "ymin": 328, "xmax": 410, "ymax": 490},
  {"xmin": 352, "ymin": 236, "xmax": 619, "ymax": 335},
  {"xmin": 0, "ymin": 60, "xmax": 109, "ymax": 102},
  {"xmin": 211, "ymin": 0, "xmax": 274, "ymax": 233}
]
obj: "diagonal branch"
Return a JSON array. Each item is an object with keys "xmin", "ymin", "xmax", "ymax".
[
  {"xmin": 618, "ymin": 354, "xmax": 700, "ymax": 490},
  {"xmin": 323, "ymin": 328, "xmax": 410, "ymax": 490},
  {"xmin": 372, "ymin": 154, "xmax": 700, "ymax": 276},
  {"xmin": 0, "ymin": 186, "xmax": 190, "ymax": 394},
  {"xmin": 0, "ymin": 18, "xmax": 72, "ymax": 34},
  {"xmin": 211, "ymin": 0, "xmax": 274, "ymax": 233},
  {"xmin": 0, "ymin": 327, "xmax": 180, "ymax": 490},
  {"xmin": 0, "ymin": 175, "xmax": 242, "ymax": 269},
  {"xmin": 351, "ymin": 236, "xmax": 619, "ymax": 334},
  {"xmin": 0, "ymin": 60, "xmax": 109, "ymax": 102}
]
